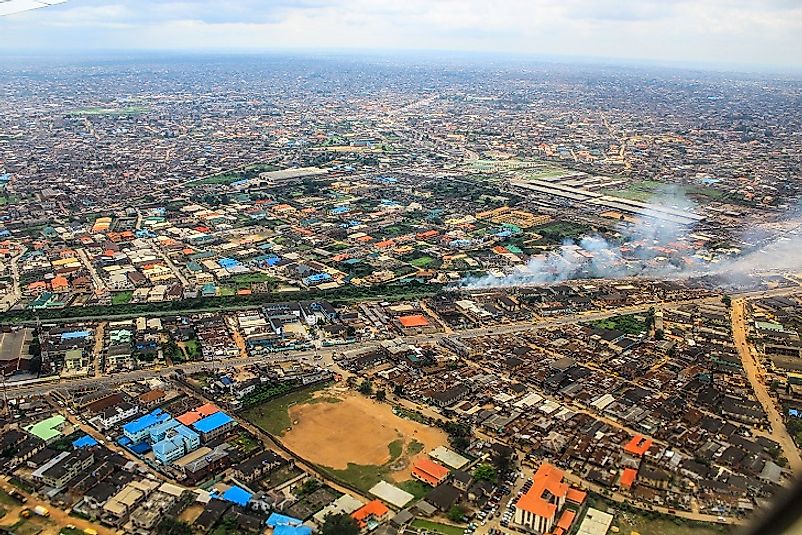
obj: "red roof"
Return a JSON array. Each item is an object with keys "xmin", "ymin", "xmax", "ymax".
[
  {"xmin": 515, "ymin": 462, "xmax": 568, "ymax": 520},
  {"xmin": 556, "ymin": 509, "xmax": 576, "ymax": 530},
  {"xmin": 399, "ymin": 314, "xmax": 430, "ymax": 328},
  {"xmin": 624, "ymin": 434, "xmax": 653, "ymax": 457},
  {"xmin": 620, "ymin": 467, "xmax": 637, "ymax": 489},
  {"xmin": 177, "ymin": 403, "xmax": 220, "ymax": 426},
  {"xmin": 566, "ymin": 487, "xmax": 587, "ymax": 504},
  {"xmin": 352, "ymin": 500, "xmax": 389, "ymax": 528},
  {"xmin": 411, "ymin": 458, "xmax": 450, "ymax": 486}
]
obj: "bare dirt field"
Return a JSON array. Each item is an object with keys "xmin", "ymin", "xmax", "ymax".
[{"xmin": 281, "ymin": 389, "xmax": 447, "ymax": 475}]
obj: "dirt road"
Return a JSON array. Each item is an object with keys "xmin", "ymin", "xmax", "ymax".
[
  {"xmin": 0, "ymin": 477, "xmax": 115, "ymax": 535},
  {"xmin": 731, "ymin": 299, "xmax": 802, "ymax": 473}
]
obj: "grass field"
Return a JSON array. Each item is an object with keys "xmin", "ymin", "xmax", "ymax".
[
  {"xmin": 242, "ymin": 382, "xmax": 333, "ymax": 435},
  {"xmin": 111, "ymin": 291, "xmax": 133, "ymax": 305},
  {"xmin": 245, "ymin": 387, "xmax": 447, "ymax": 493},
  {"xmin": 323, "ymin": 438, "xmax": 404, "ymax": 491},
  {"xmin": 231, "ymin": 272, "xmax": 274, "ymax": 284},
  {"xmin": 410, "ymin": 256, "xmax": 435, "ymax": 268},
  {"xmin": 615, "ymin": 516, "xmax": 729, "ymax": 535},
  {"xmin": 397, "ymin": 479, "xmax": 431, "ymax": 500},
  {"xmin": 590, "ymin": 313, "xmax": 648, "ymax": 335},
  {"xmin": 593, "ymin": 498, "xmax": 731, "ymax": 535},
  {"xmin": 410, "ymin": 519, "xmax": 464, "ymax": 535},
  {"xmin": 534, "ymin": 221, "xmax": 593, "ymax": 243},
  {"xmin": 183, "ymin": 338, "xmax": 202, "ymax": 359},
  {"xmin": 0, "ymin": 490, "xmax": 17, "ymax": 506},
  {"xmin": 602, "ymin": 179, "xmax": 728, "ymax": 204}
]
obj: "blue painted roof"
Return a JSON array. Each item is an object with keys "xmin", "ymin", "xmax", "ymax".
[
  {"xmin": 152, "ymin": 438, "xmax": 182, "ymax": 457},
  {"xmin": 221, "ymin": 485, "xmax": 252, "ymax": 506},
  {"xmin": 72, "ymin": 435, "xmax": 98, "ymax": 448},
  {"xmin": 123, "ymin": 409, "xmax": 170, "ymax": 435},
  {"xmin": 218, "ymin": 257, "xmax": 240, "ymax": 268},
  {"xmin": 192, "ymin": 411, "xmax": 234, "ymax": 433},
  {"xmin": 266, "ymin": 512, "xmax": 303, "ymax": 527},
  {"xmin": 61, "ymin": 330, "xmax": 91, "ymax": 340},
  {"xmin": 128, "ymin": 441, "xmax": 152, "ymax": 455},
  {"xmin": 274, "ymin": 526, "xmax": 312, "ymax": 535}
]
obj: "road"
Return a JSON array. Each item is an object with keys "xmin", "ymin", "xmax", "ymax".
[
  {"xmin": 5, "ymin": 289, "xmax": 802, "ymax": 398},
  {"xmin": 92, "ymin": 321, "xmax": 106, "ymax": 376},
  {"xmin": 0, "ymin": 475, "xmax": 115, "ymax": 535},
  {"xmin": 0, "ymin": 295, "xmax": 729, "ymax": 398},
  {"xmin": 0, "ymin": 246, "xmax": 25, "ymax": 312},
  {"xmin": 152, "ymin": 238, "xmax": 190, "ymax": 287},
  {"xmin": 731, "ymin": 299, "xmax": 802, "ymax": 473},
  {"xmin": 76, "ymin": 247, "xmax": 107, "ymax": 292}
]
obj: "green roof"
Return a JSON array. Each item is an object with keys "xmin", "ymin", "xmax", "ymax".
[
  {"xmin": 756, "ymin": 321, "xmax": 786, "ymax": 333},
  {"xmin": 26, "ymin": 414, "xmax": 66, "ymax": 442}
]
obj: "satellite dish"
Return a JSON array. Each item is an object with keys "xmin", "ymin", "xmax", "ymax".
[{"xmin": 0, "ymin": 0, "xmax": 67, "ymax": 17}]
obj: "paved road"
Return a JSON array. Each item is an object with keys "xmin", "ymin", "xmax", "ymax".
[
  {"xmin": 732, "ymin": 299, "xmax": 802, "ymax": 473},
  {"xmin": 152, "ymin": 238, "xmax": 190, "ymax": 287},
  {"xmin": 4, "ymin": 288, "xmax": 801, "ymax": 398},
  {"xmin": 76, "ymin": 247, "xmax": 107, "ymax": 292}
]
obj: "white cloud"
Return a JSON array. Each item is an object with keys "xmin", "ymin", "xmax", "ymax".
[{"xmin": 1, "ymin": 0, "xmax": 801, "ymax": 70}]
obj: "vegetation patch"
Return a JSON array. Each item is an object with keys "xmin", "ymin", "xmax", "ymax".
[
  {"xmin": 241, "ymin": 382, "xmax": 333, "ymax": 435},
  {"xmin": 410, "ymin": 519, "xmax": 465, "ymax": 535},
  {"xmin": 590, "ymin": 313, "xmax": 648, "ymax": 335}
]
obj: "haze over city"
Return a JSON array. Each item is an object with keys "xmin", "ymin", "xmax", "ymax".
[
  {"xmin": 2, "ymin": 0, "xmax": 802, "ymax": 71},
  {"xmin": 1, "ymin": 2, "xmax": 802, "ymax": 535}
]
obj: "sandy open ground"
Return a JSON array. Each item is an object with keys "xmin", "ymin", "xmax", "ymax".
[{"xmin": 281, "ymin": 390, "xmax": 446, "ymax": 472}]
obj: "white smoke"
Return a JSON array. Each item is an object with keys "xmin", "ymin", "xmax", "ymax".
[{"xmin": 461, "ymin": 187, "xmax": 704, "ymax": 289}]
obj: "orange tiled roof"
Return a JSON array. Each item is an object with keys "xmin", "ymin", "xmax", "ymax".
[
  {"xmin": 515, "ymin": 462, "xmax": 568, "ymax": 520},
  {"xmin": 556, "ymin": 509, "xmax": 576, "ymax": 530},
  {"xmin": 620, "ymin": 468, "xmax": 637, "ymax": 489},
  {"xmin": 566, "ymin": 487, "xmax": 587, "ymax": 504},
  {"xmin": 624, "ymin": 434, "xmax": 653, "ymax": 457},
  {"xmin": 398, "ymin": 314, "xmax": 430, "ymax": 328},
  {"xmin": 413, "ymin": 458, "xmax": 449, "ymax": 482},
  {"xmin": 176, "ymin": 403, "xmax": 220, "ymax": 426},
  {"xmin": 351, "ymin": 499, "xmax": 389, "ymax": 527}
]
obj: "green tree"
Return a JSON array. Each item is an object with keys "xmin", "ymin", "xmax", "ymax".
[
  {"xmin": 156, "ymin": 518, "xmax": 193, "ymax": 535},
  {"xmin": 473, "ymin": 463, "xmax": 498, "ymax": 482},
  {"xmin": 448, "ymin": 505, "xmax": 467, "ymax": 523},
  {"xmin": 358, "ymin": 379, "xmax": 373, "ymax": 396},
  {"xmin": 321, "ymin": 513, "xmax": 360, "ymax": 535},
  {"xmin": 722, "ymin": 295, "xmax": 732, "ymax": 308},
  {"xmin": 375, "ymin": 389, "xmax": 386, "ymax": 402}
]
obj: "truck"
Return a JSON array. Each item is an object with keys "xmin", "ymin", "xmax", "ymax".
[
  {"xmin": 32, "ymin": 505, "xmax": 50, "ymax": 517},
  {"xmin": 8, "ymin": 489, "xmax": 27, "ymax": 503}
]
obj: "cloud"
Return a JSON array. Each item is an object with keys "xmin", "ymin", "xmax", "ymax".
[{"xmin": 0, "ymin": 0, "xmax": 801, "ymax": 69}]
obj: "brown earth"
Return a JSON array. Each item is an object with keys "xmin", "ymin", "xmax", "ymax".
[{"xmin": 281, "ymin": 390, "xmax": 447, "ymax": 473}]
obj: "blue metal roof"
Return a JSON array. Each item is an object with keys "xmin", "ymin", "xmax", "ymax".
[
  {"xmin": 123, "ymin": 409, "xmax": 170, "ymax": 435},
  {"xmin": 192, "ymin": 411, "xmax": 234, "ymax": 433},
  {"xmin": 61, "ymin": 330, "xmax": 91, "ymax": 340},
  {"xmin": 274, "ymin": 526, "xmax": 312, "ymax": 535},
  {"xmin": 221, "ymin": 485, "xmax": 252, "ymax": 506},
  {"xmin": 266, "ymin": 512, "xmax": 303, "ymax": 527},
  {"xmin": 72, "ymin": 435, "xmax": 98, "ymax": 448}
]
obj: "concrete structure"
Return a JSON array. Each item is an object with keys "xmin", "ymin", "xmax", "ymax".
[{"xmin": 369, "ymin": 481, "xmax": 414, "ymax": 508}]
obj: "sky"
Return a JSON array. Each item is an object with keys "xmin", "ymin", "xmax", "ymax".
[{"xmin": 2, "ymin": 0, "xmax": 802, "ymax": 71}]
